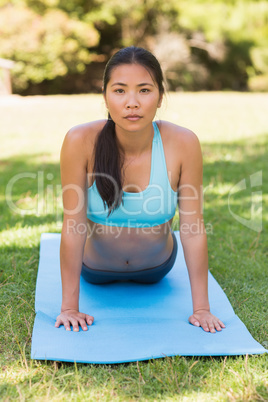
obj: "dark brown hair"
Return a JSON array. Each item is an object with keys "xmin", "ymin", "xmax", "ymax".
[{"xmin": 93, "ymin": 46, "xmax": 165, "ymax": 216}]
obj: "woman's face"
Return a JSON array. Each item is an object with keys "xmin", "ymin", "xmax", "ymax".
[{"xmin": 104, "ymin": 63, "xmax": 162, "ymax": 132}]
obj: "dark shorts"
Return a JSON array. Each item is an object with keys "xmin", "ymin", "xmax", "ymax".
[{"xmin": 81, "ymin": 231, "xmax": 178, "ymax": 284}]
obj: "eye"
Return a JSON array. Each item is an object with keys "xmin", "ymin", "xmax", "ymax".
[
  {"xmin": 140, "ymin": 88, "xmax": 150, "ymax": 93},
  {"xmin": 114, "ymin": 88, "xmax": 124, "ymax": 93}
]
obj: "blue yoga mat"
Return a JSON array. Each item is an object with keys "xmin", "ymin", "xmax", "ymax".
[{"xmin": 31, "ymin": 232, "xmax": 267, "ymax": 364}]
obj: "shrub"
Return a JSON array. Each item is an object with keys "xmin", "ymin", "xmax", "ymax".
[{"xmin": 0, "ymin": 4, "xmax": 99, "ymax": 91}]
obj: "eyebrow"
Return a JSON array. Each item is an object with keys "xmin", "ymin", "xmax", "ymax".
[{"xmin": 111, "ymin": 82, "xmax": 154, "ymax": 87}]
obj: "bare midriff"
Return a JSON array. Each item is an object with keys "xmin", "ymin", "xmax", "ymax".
[{"xmin": 83, "ymin": 218, "xmax": 174, "ymax": 272}]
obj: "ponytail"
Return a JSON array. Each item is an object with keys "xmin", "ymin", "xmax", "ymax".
[
  {"xmin": 92, "ymin": 114, "xmax": 124, "ymax": 217},
  {"xmin": 92, "ymin": 45, "xmax": 165, "ymax": 217}
]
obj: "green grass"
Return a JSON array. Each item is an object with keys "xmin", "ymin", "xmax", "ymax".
[{"xmin": 0, "ymin": 93, "xmax": 267, "ymax": 401}]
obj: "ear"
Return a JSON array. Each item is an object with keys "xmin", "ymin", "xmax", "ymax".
[
  {"xmin": 157, "ymin": 95, "xmax": 163, "ymax": 108},
  {"xmin": 102, "ymin": 89, "xmax": 108, "ymax": 109}
]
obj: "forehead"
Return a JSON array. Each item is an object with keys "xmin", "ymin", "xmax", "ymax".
[{"xmin": 108, "ymin": 64, "xmax": 156, "ymax": 86}]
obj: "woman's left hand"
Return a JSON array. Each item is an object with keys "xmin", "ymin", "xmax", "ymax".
[{"xmin": 188, "ymin": 309, "xmax": 225, "ymax": 333}]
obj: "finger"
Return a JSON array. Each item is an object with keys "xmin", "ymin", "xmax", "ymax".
[
  {"xmin": 85, "ymin": 315, "xmax": 94, "ymax": 326},
  {"xmin": 70, "ymin": 319, "xmax": 79, "ymax": 332},
  {"xmin": 214, "ymin": 321, "xmax": 223, "ymax": 332},
  {"xmin": 208, "ymin": 322, "xmax": 216, "ymax": 333},
  {"xmin": 218, "ymin": 320, "xmax": 226, "ymax": 328},
  {"xmin": 78, "ymin": 318, "xmax": 88, "ymax": 331},
  {"xmin": 55, "ymin": 319, "xmax": 61, "ymax": 328},
  {"xmin": 200, "ymin": 321, "xmax": 210, "ymax": 332},
  {"xmin": 209, "ymin": 315, "xmax": 225, "ymax": 331},
  {"xmin": 188, "ymin": 315, "xmax": 200, "ymax": 327},
  {"xmin": 62, "ymin": 320, "xmax": 71, "ymax": 331}
]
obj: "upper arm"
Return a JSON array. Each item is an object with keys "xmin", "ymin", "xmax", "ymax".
[
  {"xmin": 60, "ymin": 126, "xmax": 89, "ymax": 230},
  {"xmin": 177, "ymin": 130, "xmax": 204, "ymax": 237}
]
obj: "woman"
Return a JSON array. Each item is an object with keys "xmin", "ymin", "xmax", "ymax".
[{"xmin": 55, "ymin": 46, "xmax": 225, "ymax": 334}]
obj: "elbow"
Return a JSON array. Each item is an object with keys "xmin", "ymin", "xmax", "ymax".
[
  {"xmin": 61, "ymin": 219, "xmax": 88, "ymax": 244},
  {"xmin": 180, "ymin": 231, "xmax": 208, "ymax": 252},
  {"xmin": 179, "ymin": 228, "xmax": 208, "ymax": 243},
  {"xmin": 179, "ymin": 217, "xmax": 208, "ymax": 241},
  {"xmin": 62, "ymin": 215, "xmax": 87, "ymax": 236}
]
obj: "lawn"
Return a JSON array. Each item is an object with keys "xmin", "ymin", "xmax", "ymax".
[{"xmin": 0, "ymin": 92, "xmax": 267, "ymax": 401}]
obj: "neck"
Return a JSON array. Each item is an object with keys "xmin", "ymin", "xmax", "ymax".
[{"xmin": 115, "ymin": 123, "xmax": 154, "ymax": 157}]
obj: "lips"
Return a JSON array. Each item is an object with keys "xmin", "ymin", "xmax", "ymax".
[{"xmin": 124, "ymin": 114, "xmax": 142, "ymax": 121}]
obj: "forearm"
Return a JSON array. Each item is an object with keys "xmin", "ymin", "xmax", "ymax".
[
  {"xmin": 60, "ymin": 230, "xmax": 87, "ymax": 311},
  {"xmin": 180, "ymin": 232, "xmax": 210, "ymax": 312}
]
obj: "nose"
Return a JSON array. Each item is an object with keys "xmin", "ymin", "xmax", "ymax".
[{"xmin": 126, "ymin": 93, "xmax": 139, "ymax": 109}]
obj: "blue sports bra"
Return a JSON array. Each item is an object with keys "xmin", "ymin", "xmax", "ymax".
[{"xmin": 87, "ymin": 122, "xmax": 178, "ymax": 227}]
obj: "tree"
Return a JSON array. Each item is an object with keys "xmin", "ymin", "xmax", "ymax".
[
  {"xmin": 0, "ymin": 2, "xmax": 99, "ymax": 91},
  {"xmin": 1, "ymin": 0, "xmax": 268, "ymax": 93}
]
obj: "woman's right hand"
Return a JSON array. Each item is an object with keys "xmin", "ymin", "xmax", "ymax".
[{"xmin": 55, "ymin": 310, "xmax": 94, "ymax": 332}]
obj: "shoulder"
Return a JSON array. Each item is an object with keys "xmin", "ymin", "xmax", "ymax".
[
  {"xmin": 156, "ymin": 120, "xmax": 199, "ymax": 143},
  {"xmin": 62, "ymin": 119, "xmax": 107, "ymax": 149},
  {"xmin": 60, "ymin": 119, "xmax": 107, "ymax": 171},
  {"xmin": 61, "ymin": 120, "xmax": 107, "ymax": 161},
  {"xmin": 155, "ymin": 120, "xmax": 201, "ymax": 153}
]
